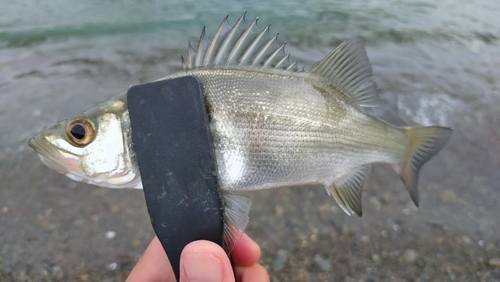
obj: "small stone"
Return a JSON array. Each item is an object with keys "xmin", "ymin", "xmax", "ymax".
[
  {"xmin": 341, "ymin": 225, "xmax": 353, "ymax": 236},
  {"xmin": 360, "ymin": 235, "xmax": 370, "ymax": 243},
  {"xmin": 439, "ymin": 190, "xmax": 458, "ymax": 203},
  {"xmin": 272, "ymin": 249, "xmax": 288, "ymax": 271},
  {"xmin": 275, "ymin": 205, "xmax": 284, "ymax": 217},
  {"xmin": 79, "ymin": 274, "xmax": 89, "ymax": 281},
  {"xmin": 110, "ymin": 204, "xmax": 120, "ymax": 214},
  {"xmin": 317, "ymin": 204, "xmax": 330, "ymax": 212},
  {"xmin": 44, "ymin": 208, "xmax": 53, "ymax": 216},
  {"xmin": 403, "ymin": 249, "xmax": 418, "ymax": 263},
  {"xmin": 73, "ymin": 218, "xmax": 85, "ymax": 227},
  {"xmin": 371, "ymin": 253, "xmax": 381, "ymax": 263},
  {"xmin": 51, "ymin": 265, "xmax": 64, "ymax": 279},
  {"xmin": 107, "ymin": 262, "xmax": 118, "ymax": 271},
  {"xmin": 310, "ymin": 234, "xmax": 318, "ymax": 242},
  {"xmin": 330, "ymin": 205, "xmax": 341, "ymax": 214},
  {"xmin": 126, "ymin": 220, "xmax": 135, "ymax": 228},
  {"xmin": 14, "ymin": 271, "xmax": 27, "ymax": 281},
  {"xmin": 369, "ymin": 197, "xmax": 382, "ymax": 210},
  {"xmin": 487, "ymin": 243, "xmax": 496, "ymax": 251},
  {"xmin": 105, "ymin": 231, "xmax": 116, "ymax": 239},
  {"xmin": 58, "ymin": 243, "xmax": 68, "ymax": 251},
  {"xmin": 435, "ymin": 237, "xmax": 444, "ymax": 244},
  {"xmin": 1, "ymin": 206, "xmax": 8, "ymax": 214},
  {"xmin": 132, "ymin": 238, "xmax": 141, "ymax": 248},
  {"xmin": 314, "ymin": 254, "xmax": 332, "ymax": 272},
  {"xmin": 488, "ymin": 257, "xmax": 500, "ymax": 268},
  {"xmin": 462, "ymin": 236, "xmax": 472, "ymax": 244},
  {"xmin": 296, "ymin": 269, "xmax": 311, "ymax": 281}
]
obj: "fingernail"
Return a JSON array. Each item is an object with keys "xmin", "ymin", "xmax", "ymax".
[{"xmin": 182, "ymin": 253, "xmax": 223, "ymax": 282}]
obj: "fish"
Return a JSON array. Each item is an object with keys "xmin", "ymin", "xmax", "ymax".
[{"xmin": 29, "ymin": 13, "xmax": 452, "ymax": 247}]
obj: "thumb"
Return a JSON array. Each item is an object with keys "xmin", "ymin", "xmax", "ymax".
[{"xmin": 180, "ymin": 240, "xmax": 235, "ymax": 282}]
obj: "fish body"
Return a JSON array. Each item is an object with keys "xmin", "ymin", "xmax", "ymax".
[
  {"xmin": 29, "ymin": 14, "xmax": 452, "ymax": 236},
  {"xmin": 170, "ymin": 67, "xmax": 405, "ymax": 193}
]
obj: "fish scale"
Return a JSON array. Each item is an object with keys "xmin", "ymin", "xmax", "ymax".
[{"xmin": 166, "ymin": 69, "xmax": 402, "ymax": 193}]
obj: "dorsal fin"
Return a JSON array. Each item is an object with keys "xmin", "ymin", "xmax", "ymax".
[
  {"xmin": 307, "ymin": 37, "xmax": 379, "ymax": 107},
  {"xmin": 182, "ymin": 13, "xmax": 302, "ymax": 72},
  {"xmin": 195, "ymin": 27, "xmax": 210, "ymax": 67},
  {"xmin": 214, "ymin": 13, "xmax": 247, "ymax": 65}
]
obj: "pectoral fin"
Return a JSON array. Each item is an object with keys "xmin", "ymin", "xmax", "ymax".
[
  {"xmin": 222, "ymin": 191, "xmax": 252, "ymax": 252},
  {"xmin": 327, "ymin": 165, "xmax": 371, "ymax": 217}
]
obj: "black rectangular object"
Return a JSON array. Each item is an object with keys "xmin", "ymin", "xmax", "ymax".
[{"xmin": 127, "ymin": 76, "xmax": 224, "ymax": 280}]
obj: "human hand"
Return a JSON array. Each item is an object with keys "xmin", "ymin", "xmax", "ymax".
[{"xmin": 126, "ymin": 233, "xmax": 269, "ymax": 282}]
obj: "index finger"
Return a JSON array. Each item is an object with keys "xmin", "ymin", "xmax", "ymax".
[{"xmin": 230, "ymin": 233, "xmax": 262, "ymax": 267}]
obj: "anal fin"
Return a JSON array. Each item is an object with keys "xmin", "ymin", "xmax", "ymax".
[{"xmin": 327, "ymin": 165, "xmax": 371, "ymax": 217}]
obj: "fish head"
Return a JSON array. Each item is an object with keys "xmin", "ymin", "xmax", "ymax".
[{"xmin": 29, "ymin": 95, "xmax": 142, "ymax": 189}]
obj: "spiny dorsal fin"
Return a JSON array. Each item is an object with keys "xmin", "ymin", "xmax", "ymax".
[
  {"xmin": 182, "ymin": 13, "xmax": 302, "ymax": 72},
  {"xmin": 195, "ymin": 27, "xmax": 210, "ymax": 67},
  {"xmin": 182, "ymin": 42, "xmax": 197, "ymax": 70},
  {"xmin": 307, "ymin": 38, "xmax": 379, "ymax": 107},
  {"xmin": 214, "ymin": 13, "xmax": 247, "ymax": 65},
  {"xmin": 327, "ymin": 164, "xmax": 371, "ymax": 217}
]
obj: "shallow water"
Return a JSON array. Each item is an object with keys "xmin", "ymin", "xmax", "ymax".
[
  {"xmin": 1, "ymin": 0, "xmax": 499, "ymax": 149},
  {"xmin": 1, "ymin": 1, "xmax": 500, "ymax": 280}
]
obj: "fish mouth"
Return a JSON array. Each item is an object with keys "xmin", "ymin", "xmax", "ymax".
[{"xmin": 28, "ymin": 136, "xmax": 70, "ymax": 174}]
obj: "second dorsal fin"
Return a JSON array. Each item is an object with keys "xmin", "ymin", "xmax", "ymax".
[
  {"xmin": 307, "ymin": 38, "xmax": 379, "ymax": 107},
  {"xmin": 181, "ymin": 13, "xmax": 302, "ymax": 72}
]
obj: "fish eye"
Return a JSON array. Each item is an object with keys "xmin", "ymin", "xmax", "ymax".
[{"xmin": 65, "ymin": 118, "xmax": 95, "ymax": 146}]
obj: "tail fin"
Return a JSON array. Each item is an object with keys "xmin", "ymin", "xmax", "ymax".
[{"xmin": 397, "ymin": 126, "xmax": 452, "ymax": 207}]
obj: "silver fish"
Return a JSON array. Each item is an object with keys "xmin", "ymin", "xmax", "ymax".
[{"xmin": 29, "ymin": 14, "xmax": 452, "ymax": 245}]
